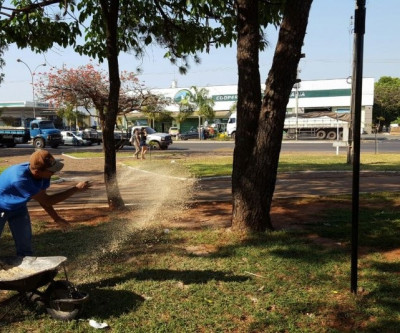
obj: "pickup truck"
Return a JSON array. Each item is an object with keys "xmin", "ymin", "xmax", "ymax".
[
  {"xmin": 0, "ymin": 119, "xmax": 63, "ymax": 148},
  {"xmin": 131, "ymin": 126, "xmax": 173, "ymax": 150},
  {"xmin": 78, "ymin": 128, "xmax": 102, "ymax": 145}
]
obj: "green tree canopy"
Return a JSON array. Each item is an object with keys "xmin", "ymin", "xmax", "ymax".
[
  {"xmin": 2, "ymin": 0, "xmax": 291, "ymax": 218},
  {"xmin": 174, "ymin": 86, "xmax": 215, "ymax": 124},
  {"xmin": 374, "ymin": 76, "xmax": 400, "ymax": 126},
  {"xmin": 191, "ymin": 86, "xmax": 215, "ymax": 121}
]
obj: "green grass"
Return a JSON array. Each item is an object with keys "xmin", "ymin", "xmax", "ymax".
[
  {"xmin": 62, "ymin": 151, "xmax": 105, "ymax": 159},
  {"xmin": 1, "ymin": 193, "xmax": 400, "ymax": 332},
  {"xmin": 1, "ymin": 152, "xmax": 400, "ymax": 331},
  {"xmin": 117, "ymin": 152, "xmax": 400, "ymax": 178},
  {"xmin": 279, "ymin": 153, "xmax": 400, "ymax": 172}
]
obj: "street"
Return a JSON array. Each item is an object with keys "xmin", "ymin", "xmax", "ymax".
[
  {"xmin": 169, "ymin": 138, "xmax": 400, "ymax": 154},
  {"xmin": 1, "ymin": 134, "xmax": 399, "ymax": 156},
  {"xmin": 1, "ymin": 136, "xmax": 400, "ymax": 155}
]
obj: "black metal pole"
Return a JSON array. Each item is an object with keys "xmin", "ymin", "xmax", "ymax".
[{"xmin": 350, "ymin": 0, "xmax": 366, "ymax": 294}]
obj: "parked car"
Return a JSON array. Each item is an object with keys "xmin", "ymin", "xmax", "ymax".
[
  {"xmin": 168, "ymin": 126, "xmax": 180, "ymax": 138},
  {"xmin": 130, "ymin": 126, "xmax": 173, "ymax": 150},
  {"xmin": 61, "ymin": 131, "xmax": 87, "ymax": 146},
  {"xmin": 178, "ymin": 129, "xmax": 199, "ymax": 140},
  {"xmin": 78, "ymin": 128, "xmax": 101, "ymax": 145},
  {"xmin": 178, "ymin": 127, "xmax": 209, "ymax": 140}
]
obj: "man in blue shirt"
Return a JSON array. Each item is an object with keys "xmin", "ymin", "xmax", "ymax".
[{"xmin": 0, "ymin": 150, "xmax": 91, "ymax": 256}]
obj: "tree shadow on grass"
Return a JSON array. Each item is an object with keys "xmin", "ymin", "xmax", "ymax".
[
  {"xmin": 360, "ymin": 259, "xmax": 400, "ymax": 331},
  {"xmin": 1, "ymin": 286, "xmax": 145, "ymax": 322},
  {"xmin": 133, "ymin": 268, "xmax": 249, "ymax": 284},
  {"xmin": 77, "ymin": 267, "xmax": 248, "ymax": 319},
  {"xmin": 81, "ymin": 287, "xmax": 145, "ymax": 319},
  {"xmin": 74, "ymin": 271, "xmax": 145, "ymax": 319}
]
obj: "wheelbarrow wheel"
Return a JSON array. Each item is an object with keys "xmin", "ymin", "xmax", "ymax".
[
  {"xmin": 25, "ymin": 291, "xmax": 46, "ymax": 309},
  {"xmin": 44, "ymin": 280, "xmax": 89, "ymax": 321}
]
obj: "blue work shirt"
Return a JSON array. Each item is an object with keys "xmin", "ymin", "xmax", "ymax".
[{"xmin": 0, "ymin": 163, "xmax": 50, "ymax": 211}]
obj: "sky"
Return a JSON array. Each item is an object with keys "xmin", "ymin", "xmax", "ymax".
[{"xmin": 0, "ymin": 0, "xmax": 399, "ymax": 102}]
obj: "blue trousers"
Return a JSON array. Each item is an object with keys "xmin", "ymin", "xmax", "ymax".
[{"xmin": 0, "ymin": 206, "xmax": 33, "ymax": 256}]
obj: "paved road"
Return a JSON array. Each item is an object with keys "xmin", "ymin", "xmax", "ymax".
[{"xmin": 5, "ymin": 133, "xmax": 400, "ymax": 154}]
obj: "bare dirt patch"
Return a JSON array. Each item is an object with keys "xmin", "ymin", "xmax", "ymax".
[
  {"xmin": 29, "ymin": 207, "xmax": 112, "ymax": 228},
  {"xmin": 27, "ymin": 198, "xmax": 336, "ymax": 235},
  {"xmin": 382, "ymin": 249, "xmax": 400, "ymax": 262},
  {"xmin": 28, "ymin": 197, "xmax": 400, "ymax": 263},
  {"xmin": 30, "ymin": 198, "xmax": 332, "ymax": 231}
]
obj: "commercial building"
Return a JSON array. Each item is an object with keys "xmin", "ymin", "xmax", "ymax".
[
  {"xmin": 130, "ymin": 77, "xmax": 373, "ymax": 134},
  {"xmin": 0, "ymin": 101, "xmax": 96, "ymax": 129},
  {"xmin": 0, "ymin": 101, "xmax": 59, "ymax": 126},
  {"xmin": 1, "ymin": 77, "xmax": 374, "ymax": 134}
]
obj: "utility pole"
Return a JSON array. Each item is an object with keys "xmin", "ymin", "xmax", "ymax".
[
  {"xmin": 350, "ymin": 0, "xmax": 366, "ymax": 295},
  {"xmin": 294, "ymin": 80, "xmax": 300, "ymax": 141},
  {"xmin": 347, "ymin": 15, "xmax": 354, "ymax": 164},
  {"xmin": 294, "ymin": 55, "xmax": 305, "ymax": 141},
  {"xmin": 17, "ymin": 59, "xmax": 46, "ymax": 119}
]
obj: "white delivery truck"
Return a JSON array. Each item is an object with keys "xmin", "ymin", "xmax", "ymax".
[
  {"xmin": 227, "ymin": 112, "xmax": 237, "ymax": 139},
  {"xmin": 227, "ymin": 111, "xmax": 350, "ymax": 140}
]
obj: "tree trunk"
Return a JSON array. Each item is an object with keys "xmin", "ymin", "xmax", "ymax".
[
  {"xmin": 232, "ymin": 0, "xmax": 313, "ymax": 232},
  {"xmin": 101, "ymin": 0, "xmax": 125, "ymax": 210}
]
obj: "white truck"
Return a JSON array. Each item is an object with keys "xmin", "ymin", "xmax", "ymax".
[
  {"xmin": 226, "ymin": 112, "xmax": 237, "ymax": 139},
  {"xmin": 114, "ymin": 126, "xmax": 173, "ymax": 151},
  {"xmin": 284, "ymin": 112, "xmax": 350, "ymax": 140},
  {"xmin": 227, "ymin": 111, "xmax": 350, "ymax": 140},
  {"xmin": 130, "ymin": 126, "xmax": 173, "ymax": 150}
]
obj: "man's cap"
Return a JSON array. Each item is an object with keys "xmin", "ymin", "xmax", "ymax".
[{"xmin": 29, "ymin": 150, "xmax": 64, "ymax": 172}]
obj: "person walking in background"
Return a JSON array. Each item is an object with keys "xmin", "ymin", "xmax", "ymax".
[
  {"xmin": 140, "ymin": 127, "xmax": 148, "ymax": 160},
  {"xmin": 130, "ymin": 128, "xmax": 140, "ymax": 159},
  {"xmin": 0, "ymin": 150, "xmax": 91, "ymax": 256}
]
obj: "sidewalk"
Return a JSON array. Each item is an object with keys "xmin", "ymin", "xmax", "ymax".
[
  {"xmin": 28, "ymin": 166, "xmax": 400, "ymax": 212},
  {"xmin": 27, "ymin": 156, "xmax": 195, "ymax": 211},
  {"xmin": 7, "ymin": 146, "xmax": 400, "ymax": 212}
]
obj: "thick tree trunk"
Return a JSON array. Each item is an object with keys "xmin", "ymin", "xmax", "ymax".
[
  {"xmin": 232, "ymin": 0, "xmax": 262, "ymax": 231},
  {"xmin": 103, "ymin": 122, "xmax": 124, "ymax": 209},
  {"xmin": 101, "ymin": 0, "xmax": 125, "ymax": 210},
  {"xmin": 232, "ymin": 0, "xmax": 313, "ymax": 232}
]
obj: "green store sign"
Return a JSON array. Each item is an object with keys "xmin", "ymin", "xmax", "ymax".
[
  {"xmin": 212, "ymin": 94, "xmax": 238, "ymax": 102},
  {"xmin": 289, "ymin": 88, "xmax": 351, "ymax": 98},
  {"xmin": 0, "ymin": 102, "xmax": 26, "ymax": 107},
  {"xmin": 211, "ymin": 89, "xmax": 351, "ymax": 102}
]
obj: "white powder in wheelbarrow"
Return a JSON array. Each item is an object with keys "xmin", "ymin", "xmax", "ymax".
[{"xmin": 0, "ymin": 266, "xmax": 36, "ymax": 281}]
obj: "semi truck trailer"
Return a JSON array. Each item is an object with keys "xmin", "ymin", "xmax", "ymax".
[
  {"xmin": 284, "ymin": 112, "xmax": 350, "ymax": 140},
  {"xmin": 227, "ymin": 111, "xmax": 350, "ymax": 140}
]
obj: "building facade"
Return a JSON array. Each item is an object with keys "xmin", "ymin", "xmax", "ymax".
[
  {"xmin": 127, "ymin": 77, "xmax": 374, "ymax": 134},
  {"xmin": 1, "ymin": 78, "xmax": 375, "ymax": 134},
  {"xmin": 0, "ymin": 101, "xmax": 59, "ymax": 126},
  {"xmin": 0, "ymin": 101, "xmax": 96, "ymax": 129}
]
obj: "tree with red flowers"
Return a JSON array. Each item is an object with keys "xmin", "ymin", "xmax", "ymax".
[{"xmin": 37, "ymin": 63, "xmax": 164, "ymax": 130}]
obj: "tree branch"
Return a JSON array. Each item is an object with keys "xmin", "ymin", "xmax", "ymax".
[{"xmin": 1, "ymin": 0, "xmax": 66, "ymax": 21}]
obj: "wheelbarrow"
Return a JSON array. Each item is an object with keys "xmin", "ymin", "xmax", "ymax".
[{"xmin": 0, "ymin": 256, "xmax": 89, "ymax": 321}]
